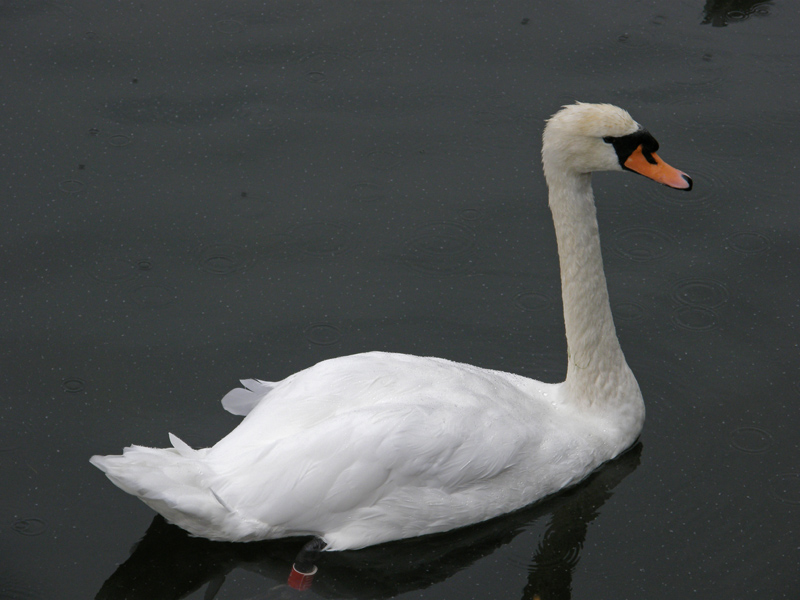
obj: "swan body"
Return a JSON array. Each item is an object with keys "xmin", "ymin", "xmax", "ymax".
[{"xmin": 91, "ymin": 103, "xmax": 691, "ymax": 551}]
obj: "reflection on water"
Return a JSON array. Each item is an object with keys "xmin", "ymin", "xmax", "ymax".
[
  {"xmin": 701, "ymin": 0, "xmax": 773, "ymax": 26},
  {"xmin": 95, "ymin": 445, "xmax": 641, "ymax": 600}
]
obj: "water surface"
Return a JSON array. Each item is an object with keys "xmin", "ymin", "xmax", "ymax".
[{"xmin": 2, "ymin": 1, "xmax": 799, "ymax": 598}]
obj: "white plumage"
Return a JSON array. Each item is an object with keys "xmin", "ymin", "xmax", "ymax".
[{"xmin": 91, "ymin": 103, "xmax": 691, "ymax": 550}]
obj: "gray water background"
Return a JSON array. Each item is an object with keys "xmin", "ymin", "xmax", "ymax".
[{"xmin": 2, "ymin": 1, "xmax": 799, "ymax": 598}]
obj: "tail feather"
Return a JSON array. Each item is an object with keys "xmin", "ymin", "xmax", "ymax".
[
  {"xmin": 90, "ymin": 438, "xmax": 264, "ymax": 540},
  {"xmin": 168, "ymin": 432, "xmax": 197, "ymax": 458},
  {"xmin": 220, "ymin": 379, "xmax": 276, "ymax": 416}
]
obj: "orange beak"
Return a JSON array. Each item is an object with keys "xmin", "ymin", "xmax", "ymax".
[{"xmin": 624, "ymin": 145, "xmax": 692, "ymax": 191}]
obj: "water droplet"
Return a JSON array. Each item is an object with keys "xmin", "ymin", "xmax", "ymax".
[
  {"xmin": 671, "ymin": 278, "xmax": 729, "ymax": 308},
  {"xmin": 307, "ymin": 71, "xmax": 326, "ymax": 83},
  {"xmin": 515, "ymin": 292, "xmax": 552, "ymax": 313},
  {"xmin": 58, "ymin": 179, "xmax": 84, "ymax": 194},
  {"xmin": 671, "ymin": 305, "xmax": 718, "ymax": 331},
  {"xmin": 62, "ymin": 378, "xmax": 85, "ymax": 393},
  {"xmin": 108, "ymin": 134, "xmax": 131, "ymax": 147},
  {"xmin": 770, "ymin": 473, "xmax": 800, "ymax": 505},
  {"xmin": 614, "ymin": 227, "xmax": 675, "ymax": 262},
  {"xmin": 128, "ymin": 285, "xmax": 176, "ymax": 308},
  {"xmin": 137, "ymin": 260, "xmax": 153, "ymax": 271},
  {"xmin": 12, "ymin": 518, "xmax": 46, "ymax": 536},
  {"xmin": 727, "ymin": 231, "xmax": 770, "ymax": 254},
  {"xmin": 291, "ymin": 222, "xmax": 353, "ymax": 256},
  {"xmin": 730, "ymin": 427, "xmax": 772, "ymax": 453},
  {"xmin": 305, "ymin": 323, "xmax": 341, "ymax": 346}
]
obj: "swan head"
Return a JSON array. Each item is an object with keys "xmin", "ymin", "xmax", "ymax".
[{"xmin": 542, "ymin": 102, "xmax": 692, "ymax": 190}]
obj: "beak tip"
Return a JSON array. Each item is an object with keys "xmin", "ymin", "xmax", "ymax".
[{"xmin": 680, "ymin": 173, "xmax": 693, "ymax": 191}]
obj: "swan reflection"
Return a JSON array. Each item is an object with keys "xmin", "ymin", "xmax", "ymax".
[{"xmin": 96, "ymin": 443, "xmax": 640, "ymax": 600}]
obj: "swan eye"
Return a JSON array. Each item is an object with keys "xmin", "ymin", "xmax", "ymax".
[{"xmin": 602, "ymin": 136, "xmax": 614, "ymax": 144}]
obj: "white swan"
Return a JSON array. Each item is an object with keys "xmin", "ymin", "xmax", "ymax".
[{"xmin": 91, "ymin": 103, "xmax": 691, "ymax": 551}]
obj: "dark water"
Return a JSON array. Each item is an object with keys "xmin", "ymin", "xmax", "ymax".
[{"xmin": 2, "ymin": 1, "xmax": 799, "ymax": 598}]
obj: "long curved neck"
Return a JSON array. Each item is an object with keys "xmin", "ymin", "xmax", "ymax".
[{"xmin": 547, "ymin": 171, "xmax": 634, "ymax": 408}]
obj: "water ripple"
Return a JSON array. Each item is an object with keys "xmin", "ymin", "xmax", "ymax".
[
  {"xmin": 305, "ymin": 323, "xmax": 342, "ymax": 346},
  {"xmin": 730, "ymin": 427, "xmax": 773, "ymax": 453},
  {"xmin": 108, "ymin": 134, "xmax": 131, "ymax": 147},
  {"xmin": 770, "ymin": 473, "xmax": 800, "ymax": 505},
  {"xmin": 62, "ymin": 378, "xmax": 86, "ymax": 393},
  {"xmin": 199, "ymin": 244, "xmax": 248, "ymax": 275},
  {"xmin": 459, "ymin": 208, "xmax": 480, "ymax": 222},
  {"xmin": 671, "ymin": 278, "xmax": 729, "ymax": 308},
  {"xmin": 12, "ymin": 518, "xmax": 46, "ymax": 536},
  {"xmin": 726, "ymin": 231, "xmax": 771, "ymax": 255},
  {"xmin": 671, "ymin": 305, "xmax": 718, "ymax": 331},
  {"xmin": 58, "ymin": 179, "xmax": 84, "ymax": 194},
  {"xmin": 515, "ymin": 292, "xmax": 554, "ymax": 313},
  {"xmin": 613, "ymin": 227, "xmax": 675, "ymax": 262}
]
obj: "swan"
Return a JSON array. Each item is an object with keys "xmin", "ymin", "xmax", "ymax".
[{"xmin": 91, "ymin": 102, "xmax": 691, "ymax": 552}]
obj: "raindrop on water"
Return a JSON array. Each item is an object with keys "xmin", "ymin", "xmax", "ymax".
[
  {"xmin": 727, "ymin": 231, "xmax": 770, "ymax": 255},
  {"xmin": 13, "ymin": 519, "xmax": 46, "ymax": 536},
  {"xmin": 730, "ymin": 427, "xmax": 772, "ymax": 453},
  {"xmin": 614, "ymin": 227, "xmax": 675, "ymax": 262},
  {"xmin": 108, "ymin": 134, "xmax": 131, "ymax": 147},
  {"xmin": 305, "ymin": 324, "xmax": 342, "ymax": 346},
  {"xmin": 671, "ymin": 305, "xmax": 718, "ymax": 331},
  {"xmin": 515, "ymin": 292, "xmax": 552, "ymax": 313},
  {"xmin": 62, "ymin": 378, "xmax": 86, "ymax": 393},
  {"xmin": 59, "ymin": 179, "xmax": 84, "ymax": 194},
  {"xmin": 671, "ymin": 278, "xmax": 729, "ymax": 308}
]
